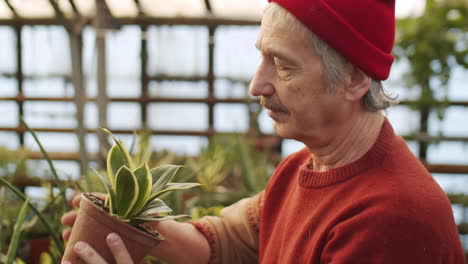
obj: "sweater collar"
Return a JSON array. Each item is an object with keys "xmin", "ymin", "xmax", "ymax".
[{"xmin": 298, "ymin": 118, "xmax": 394, "ymax": 188}]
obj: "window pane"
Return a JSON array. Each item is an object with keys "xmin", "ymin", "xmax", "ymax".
[
  {"xmin": 0, "ymin": 26, "xmax": 17, "ymax": 73},
  {"xmin": 215, "ymin": 26, "xmax": 260, "ymax": 79},
  {"xmin": 108, "ymin": 102, "xmax": 141, "ymax": 130},
  {"xmin": 386, "ymin": 106, "xmax": 420, "ymax": 135},
  {"xmin": 214, "ymin": 103, "xmax": 248, "ymax": 132},
  {"xmin": 149, "ymin": 81, "xmax": 207, "ymax": 98},
  {"xmin": 148, "ymin": 103, "xmax": 208, "ymax": 131},
  {"xmin": 150, "ymin": 135, "xmax": 207, "ymax": 156},
  {"xmin": 0, "ymin": 132, "xmax": 19, "ymax": 149},
  {"xmin": 147, "ymin": 26, "xmax": 208, "ymax": 76},
  {"xmin": 25, "ymin": 132, "xmax": 78, "ymax": 152},
  {"xmin": 427, "ymin": 142, "xmax": 468, "ymax": 165},
  {"xmin": 23, "ymin": 101, "xmax": 76, "ymax": 128},
  {"xmin": 0, "ymin": 102, "xmax": 18, "ymax": 127}
]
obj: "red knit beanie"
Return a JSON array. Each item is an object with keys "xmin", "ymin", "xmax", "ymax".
[{"xmin": 268, "ymin": 0, "xmax": 396, "ymax": 80}]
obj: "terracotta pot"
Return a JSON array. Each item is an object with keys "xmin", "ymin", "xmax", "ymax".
[
  {"xmin": 62, "ymin": 194, "xmax": 164, "ymax": 264},
  {"xmin": 26, "ymin": 236, "xmax": 50, "ymax": 264}
]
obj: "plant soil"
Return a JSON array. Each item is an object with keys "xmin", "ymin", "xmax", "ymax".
[{"xmin": 83, "ymin": 193, "xmax": 162, "ymax": 239}]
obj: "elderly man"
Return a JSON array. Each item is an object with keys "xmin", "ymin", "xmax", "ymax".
[{"xmin": 62, "ymin": 0, "xmax": 465, "ymax": 263}]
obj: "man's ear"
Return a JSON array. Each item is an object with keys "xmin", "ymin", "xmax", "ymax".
[{"xmin": 344, "ymin": 66, "xmax": 371, "ymax": 102}]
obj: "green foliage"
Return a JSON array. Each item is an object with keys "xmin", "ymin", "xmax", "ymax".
[
  {"xmin": 0, "ymin": 146, "xmax": 27, "ymax": 178},
  {"xmin": 190, "ymin": 206, "xmax": 224, "ymax": 220},
  {"xmin": 0, "ymin": 178, "xmax": 63, "ymax": 257},
  {"xmin": 232, "ymin": 136, "xmax": 274, "ymax": 194},
  {"xmin": 94, "ymin": 129, "xmax": 200, "ymax": 226},
  {"xmin": 6, "ymin": 198, "xmax": 29, "ymax": 264},
  {"xmin": 184, "ymin": 134, "xmax": 276, "ymax": 208},
  {"xmin": 189, "ymin": 136, "xmax": 236, "ymax": 193},
  {"xmin": 394, "ymin": 0, "xmax": 468, "ymax": 117}
]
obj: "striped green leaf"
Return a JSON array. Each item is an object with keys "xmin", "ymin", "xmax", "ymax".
[
  {"xmin": 107, "ymin": 144, "xmax": 127, "ymax": 187},
  {"xmin": 115, "ymin": 166, "xmax": 139, "ymax": 218},
  {"xmin": 140, "ymin": 204, "xmax": 172, "ymax": 217},
  {"xmin": 150, "ymin": 165, "xmax": 183, "ymax": 196},
  {"xmin": 127, "ymin": 163, "xmax": 152, "ymax": 218},
  {"xmin": 101, "ymin": 128, "xmax": 134, "ymax": 170},
  {"xmin": 130, "ymin": 214, "xmax": 190, "ymax": 225},
  {"xmin": 150, "ymin": 182, "xmax": 201, "ymax": 200},
  {"xmin": 139, "ymin": 198, "xmax": 172, "ymax": 216},
  {"xmin": 91, "ymin": 167, "xmax": 116, "ymax": 214}
]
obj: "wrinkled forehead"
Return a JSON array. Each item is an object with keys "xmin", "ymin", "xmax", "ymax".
[
  {"xmin": 260, "ymin": 6, "xmax": 297, "ymax": 35},
  {"xmin": 256, "ymin": 8, "xmax": 315, "ymax": 58},
  {"xmin": 257, "ymin": 5, "xmax": 311, "ymax": 47}
]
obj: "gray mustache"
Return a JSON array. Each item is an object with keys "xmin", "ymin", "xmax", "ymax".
[{"xmin": 261, "ymin": 96, "xmax": 288, "ymax": 113}]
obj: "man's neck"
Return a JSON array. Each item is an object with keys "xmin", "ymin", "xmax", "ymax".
[{"xmin": 308, "ymin": 112, "xmax": 384, "ymax": 172}]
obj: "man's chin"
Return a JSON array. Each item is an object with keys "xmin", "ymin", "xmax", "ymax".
[{"xmin": 273, "ymin": 123, "xmax": 294, "ymax": 140}]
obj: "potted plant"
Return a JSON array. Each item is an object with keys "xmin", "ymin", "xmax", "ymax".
[{"xmin": 62, "ymin": 129, "xmax": 200, "ymax": 263}]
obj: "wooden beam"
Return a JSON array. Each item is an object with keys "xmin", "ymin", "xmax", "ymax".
[
  {"xmin": 3, "ymin": 0, "xmax": 19, "ymax": 18},
  {"xmin": 423, "ymin": 163, "xmax": 468, "ymax": 174},
  {"xmin": 0, "ymin": 96, "xmax": 260, "ymax": 104},
  {"xmin": 68, "ymin": 0, "xmax": 81, "ymax": 17},
  {"xmin": 0, "ymin": 126, "xmax": 278, "ymax": 137},
  {"xmin": 457, "ymin": 223, "xmax": 468, "ymax": 235},
  {"xmin": 133, "ymin": 0, "xmax": 145, "ymax": 16},
  {"xmin": 448, "ymin": 193, "xmax": 468, "ymax": 206},
  {"xmin": 204, "ymin": 0, "xmax": 212, "ymax": 13},
  {"xmin": 26, "ymin": 151, "xmax": 97, "ymax": 161},
  {"xmin": 95, "ymin": 0, "xmax": 111, "ymax": 166},
  {"xmin": 15, "ymin": 25, "xmax": 24, "ymax": 146},
  {"xmin": 0, "ymin": 16, "xmax": 261, "ymax": 26},
  {"xmin": 17, "ymin": 149, "xmax": 468, "ymax": 174},
  {"xmin": 207, "ymin": 26, "xmax": 216, "ymax": 133},
  {"xmin": 69, "ymin": 30, "xmax": 88, "ymax": 175},
  {"xmin": 0, "ymin": 72, "xmax": 252, "ymax": 84},
  {"xmin": 140, "ymin": 25, "xmax": 149, "ymax": 127},
  {"xmin": 47, "ymin": 0, "xmax": 72, "ymax": 33}
]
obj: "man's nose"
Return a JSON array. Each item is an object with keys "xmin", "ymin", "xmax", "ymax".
[{"xmin": 249, "ymin": 61, "xmax": 275, "ymax": 97}]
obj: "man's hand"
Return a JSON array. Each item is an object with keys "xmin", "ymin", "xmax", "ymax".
[
  {"xmin": 61, "ymin": 233, "xmax": 133, "ymax": 264},
  {"xmin": 61, "ymin": 193, "xmax": 211, "ymax": 264},
  {"xmin": 61, "ymin": 193, "xmax": 106, "ymax": 240},
  {"xmin": 61, "ymin": 193, "xmax": 133, "ymax": 264}
]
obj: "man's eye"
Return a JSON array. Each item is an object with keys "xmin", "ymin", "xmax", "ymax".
[
  {"xmin": 275, "ymin": 63, "xmax": 292, "ymax": 74},
  {"xmin": 275, "ymin": 64, "xmax": 288, "ymax": 71},
  {"xmin": 273, "ymin": 58, "xmax": 290, "ymax": 70}
]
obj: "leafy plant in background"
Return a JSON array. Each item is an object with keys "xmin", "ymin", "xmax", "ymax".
[
  {"xmin": 186, "ymin": 135, "xmax": 237, "ymax": 208},
  {"xmin": 0, "ymin": 118, "xmax": 71, "ymax": 263},
  {"xmin": 393, "ymin": 0, "xmax": 467, "ymax": 158},
  {"xmin": 93, "ymin": 129, "xmax": 200, "ymax": 226},
  {"xmin": 1, "ymin": 197, "xmax": 30, "ymax": 264},
  {"xmin": 232, "ymin": 135, "xmax": 275, "ymax": 194},
  {"xmin": 0, "ymin": 146, "xmax": 27, "ymax": 179},
  {"xmin": 395, "ymin": 0, "xmax": 467, "ymax": 114},
  {"xmin": 185, "ymin": 134, "xmax": 275, "ymax": 208}
]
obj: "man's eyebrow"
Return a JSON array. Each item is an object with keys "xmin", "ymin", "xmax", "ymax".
[
  {"xmin": 255, "ymin": 42, "xmax": 296, "ymax": 64},
  {"xmin": 265, "ymin": 47, "xmax": 295, "ymax": 63}
]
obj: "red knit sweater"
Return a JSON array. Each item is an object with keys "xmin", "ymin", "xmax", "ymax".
[{"xmin": 260, "ymin": 120, "xmax": 465, "ymax": 263}]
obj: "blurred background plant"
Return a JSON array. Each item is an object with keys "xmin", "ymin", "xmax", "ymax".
[{"xmin": 394, "ymin": 0, "xmax": 468, "ymax": 157}]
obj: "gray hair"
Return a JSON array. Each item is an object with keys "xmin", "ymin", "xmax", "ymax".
[{"xmin": 264, "ymin": 3, "xmax": 397, "ymax": 112}]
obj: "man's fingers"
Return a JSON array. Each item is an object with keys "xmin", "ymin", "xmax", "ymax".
[
  {"xmin": 72, "ymin": 193, "xmax": 83, "ymax": 207},
  {"xmin": 62, "ymin": 228, "xmax": 72, "ymax": 241},
  {"xmin": 61, "ymin": 211, "xmax": 78, "ymax": 226},
  {"xmin": 72, "ymin": 241, "xmax": 108, "ymax": 264},
  {"xmin": 106, "ymin": 233, "xmax": 134, "ymax": 264}
]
